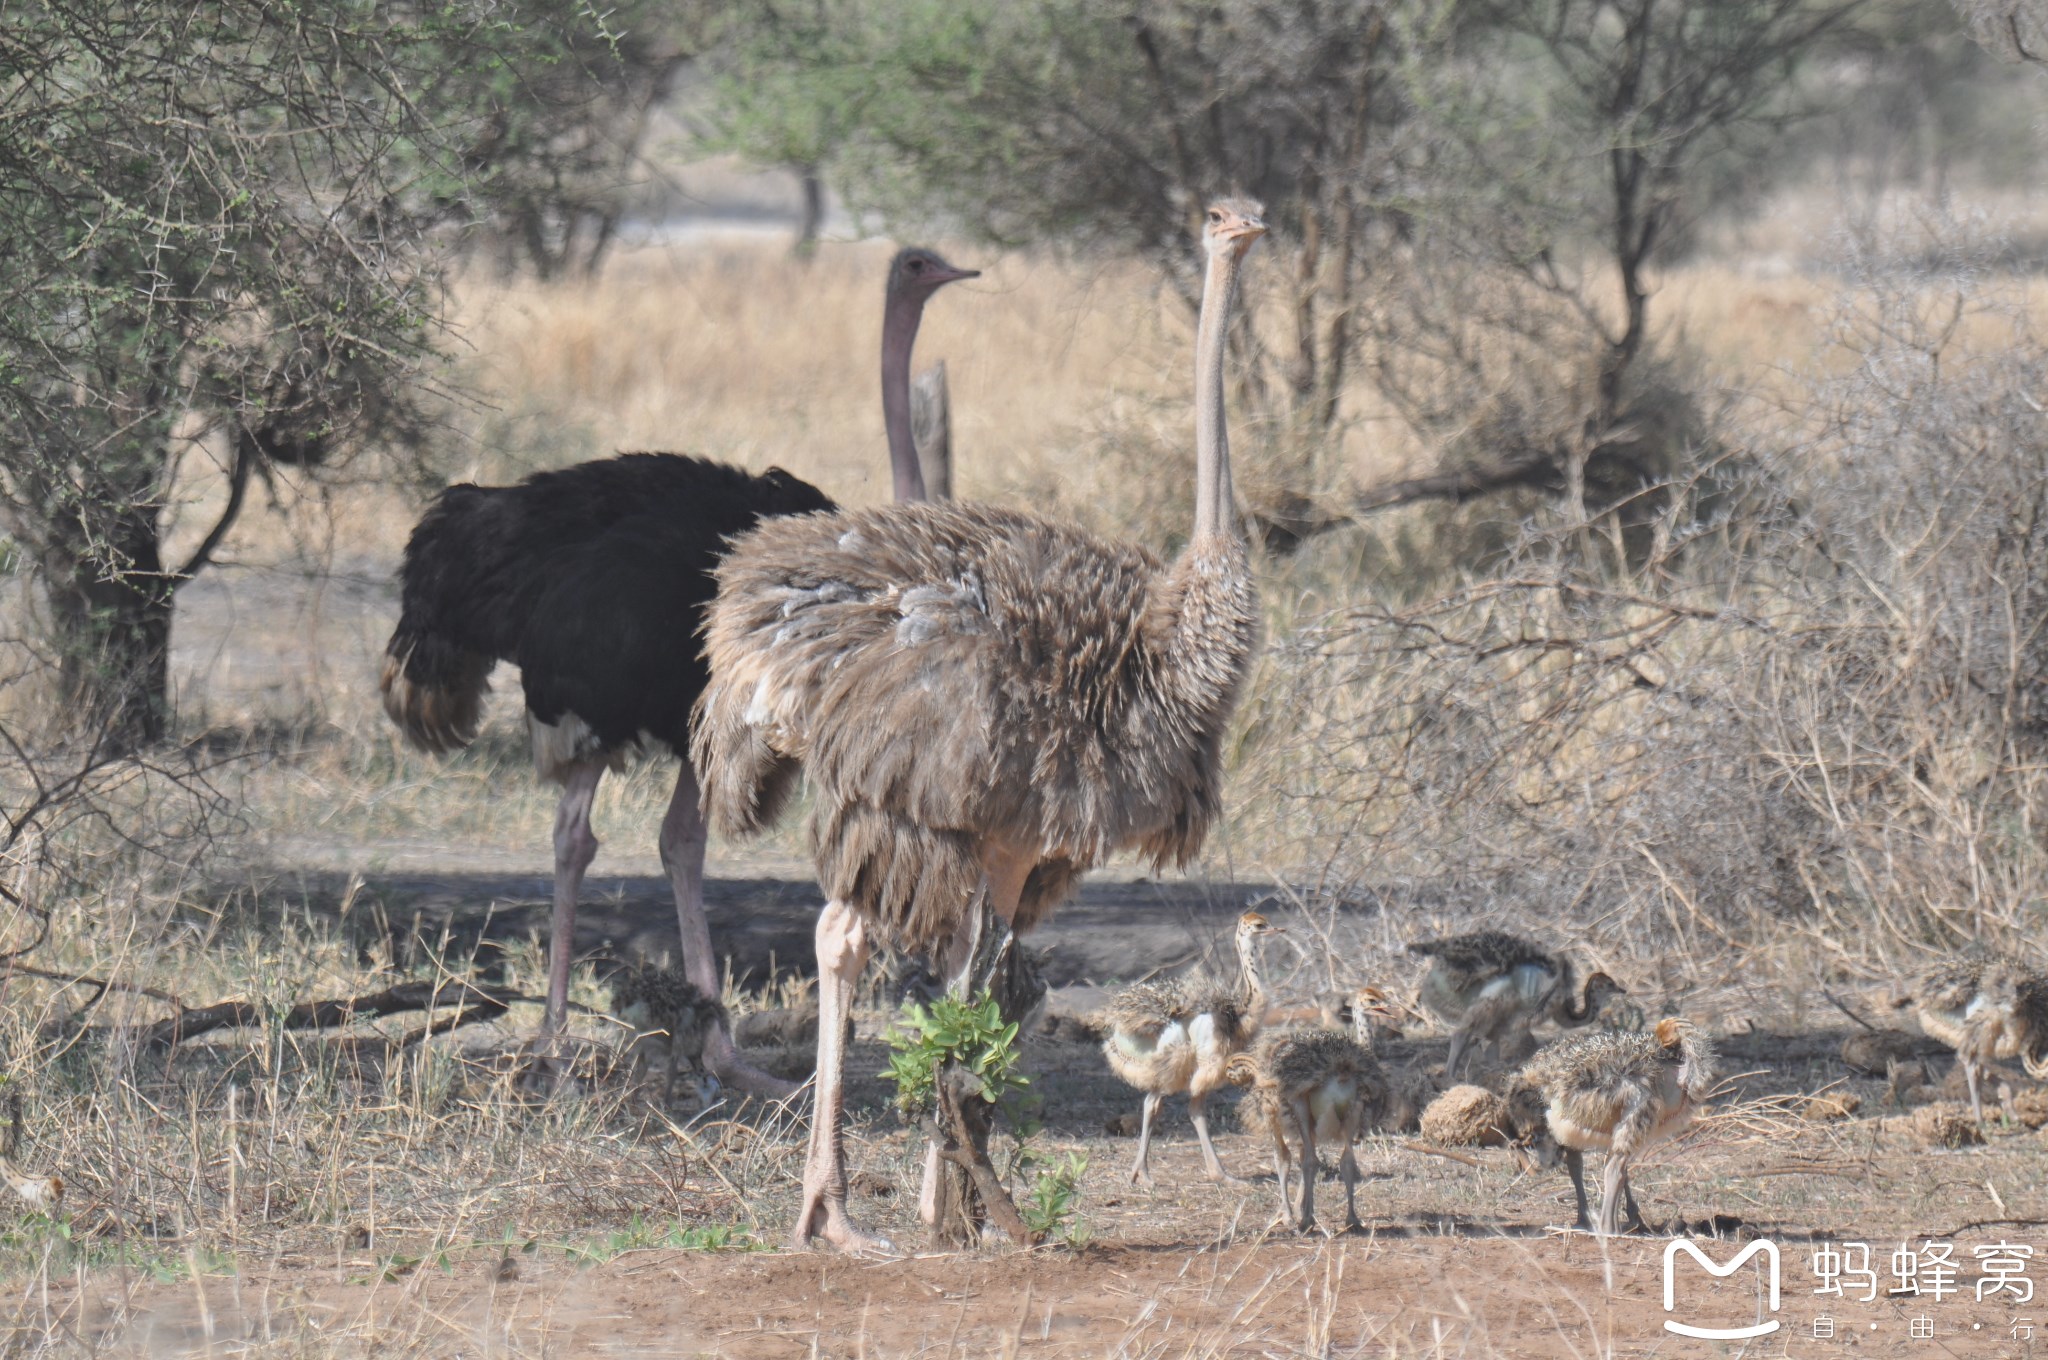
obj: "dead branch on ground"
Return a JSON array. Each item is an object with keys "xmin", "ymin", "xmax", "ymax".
[{"xmin": 140, "ymin": 978, "xmax": 538, "ymax": 1052}]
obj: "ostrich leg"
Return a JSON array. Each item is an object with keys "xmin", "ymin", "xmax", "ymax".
[
  {"xmin": 1188, "ymin": 1089, "xmax": 1238, "ymax": 1182},
  {"xmin": 1336, "ymin": 1138, "xmax": 1362, "ymax": 1233},
  {"xmin": 1268, "ymin": 1128, "xmax": 1292, "ymax": 1226},
  {"xmin": 659, "ymin": 764, "xmax": 800, "ymax": 1099},
  {"xmin": 1620, "ymin": 1171, "xmax": 1646, "ymax": 1233},
  {"xmin": 1443, "ymin": 1027, "xmax": 1473, "ymax": 1082},
  {"xmin": 792, "ymin": 899, "xmax": 891, "ymax": 1254},
  {"xmin": 1562, "ymin": 1148, "xmax": 1593, "ymax": 1231},
  {"xmin": 1598, "ymin": 1153, "xmax": 1630, "ymax": 1238},
  {"xmin": 1129, "ymin": 1091, "xmax": 1165, "ymax": 1188},
  {"xmin": 1291, "ymin": 1094, "xmax": 1320, "ymax": 1232},
  {"xmin": 540, "ymin": 760, "xmax": 606, "ymax": 1048}
]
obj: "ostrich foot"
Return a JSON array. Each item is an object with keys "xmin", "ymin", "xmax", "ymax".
[
  {"xmin": 703, "ymin": 1027, "xmax": 802, "ymax": 1102},
  {"xmin": 789, "ymin": 1189, "xmax": 896, "ymax": 1257},
  {"xmin": 515, "ymin": 1032, "xmax": 583, "ymax": 1095}
]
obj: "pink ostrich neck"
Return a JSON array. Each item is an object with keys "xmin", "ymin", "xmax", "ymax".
[
  {"xmin": 1192, "ymin": 241, "xmax": 1245, "ymax": 543},
  {"xmin": 882, "ymin": 287, "xmax": 929, "ymax": 503}
]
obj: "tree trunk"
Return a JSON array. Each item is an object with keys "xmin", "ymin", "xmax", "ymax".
[
  {"xmin": 925, "ymin": 1070, "xmax": 984, "ymax": 1247},
  {"xmin": 794, "ymin": 167, "xmax": 825, "ymax": 258},
  {"xmin": 44, "ymin": 500, "xmax": 173, "ymax": 750},
  {"xmin": 912, "ymin": 362, "xmax": 953, "ymax": 502},
  {"xmin": 926, "ymin": 903, "xmax": 1045, "ymax": 1248}
]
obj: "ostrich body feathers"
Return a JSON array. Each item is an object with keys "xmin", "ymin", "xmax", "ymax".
[
  {"xmin": 1902, "ymin": 949, "xmax": 2048, "ymax": 1070},
  {"xmin": 1517, "ymin": 1021, "xmax": 1715, "ymax": 1156},
  {"xmin": 381, "ymin": 452, "xmax": 832, "ymax": 771},
  {"xmin": 693, "ymin": 500, "xmax": 1258, "ymax": 955},
  {"xmin": 1229, "ymin": 1025, "xmax": 1388, "ymax": 1162},
  {"xmin": 1411, "ymin": 930, "xmax": 1569, "ymax": 1021}
]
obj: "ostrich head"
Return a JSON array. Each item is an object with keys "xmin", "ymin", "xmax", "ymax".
[
  {"xmin": 1236, "ymin": 910, "xmax": 1283, "ymax": 947},
  {"xmin": 1584, "ymin": 971, "xmax": 1627, "ymax": 1005},
  {"xmin": 1346, "ymin": 985, "xmax": 1401, "ymax": 1028},
  {"xmin": 1559, "ymin": 969, "xmax": 1630, "ymax": 1025},
  {"xmin": 886, "ymin": 247, "xmax": 979, "ymax": 305},
  {"xmin": 1202, "ymin": 197, "xmax": 1267, "ymax": 257}
]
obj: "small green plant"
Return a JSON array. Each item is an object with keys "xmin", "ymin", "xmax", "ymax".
[
  {"xmin": 884, "ymin": 991, "xmax": 1090, "ymax": 1245},
  {"xmin": 881, "ymin": 991, "xmax": 1027, "ymax": 1117},
  {"xmin": 1019, "ymin": 1152, "xmax": 1089, "ymax": 1247}
]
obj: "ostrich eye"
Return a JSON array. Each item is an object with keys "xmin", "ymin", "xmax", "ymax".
[
  {"xmin": 908, "ymin": 259, "xmax": 925, "ymax": 272},
  {"xmin": 1208, "ymin": 210, "xmax": 1223, "ymax": 223}
]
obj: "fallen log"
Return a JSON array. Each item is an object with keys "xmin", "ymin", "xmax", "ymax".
[{"xmin": 140, "ymin": 978, "xmax": 535, "ymax": 1052}]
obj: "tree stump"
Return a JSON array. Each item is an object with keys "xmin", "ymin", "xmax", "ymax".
[
  {"xmin": 912, "ymin": 361, "xmax": 953, "ymax": 502},
  {"xmin": 924, "ymin": 901, "xmax": 1046, "ymax": 1248}
]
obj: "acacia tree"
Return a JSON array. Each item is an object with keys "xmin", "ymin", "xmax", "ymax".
[
  {"xmin": 703, "ymin": 0, "xmax": 1456, "ymax": 435},
  {"xmin": 702, "ymin": 0, "xmax": 1864, "ymax": 548},
  {"xmin": 455, "ymin": 0, "xmax": 702, "ymax": 279},
  {"xmin": 1356, "ymin": 0, "xmax": 1858, "ymax": 538},
  {"xmin": 0, "ymin": 2, "xmax": 618, "ymax": 749}
]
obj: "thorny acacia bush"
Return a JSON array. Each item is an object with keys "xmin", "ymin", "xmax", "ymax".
[{"xmin": 1245, "ymin": 210, "xmax": 2048, "ymax": 977}]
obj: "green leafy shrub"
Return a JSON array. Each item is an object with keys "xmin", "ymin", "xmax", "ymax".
[{"xmin": 880, "ymin": 991, "xmax": 1026, "ymax": 1117}]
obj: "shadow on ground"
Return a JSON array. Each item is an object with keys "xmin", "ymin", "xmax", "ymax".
[{"xmin": 242, "ymin": 865, "xmax": 1307, "ymax": 989}]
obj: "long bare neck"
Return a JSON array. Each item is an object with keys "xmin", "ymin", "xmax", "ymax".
[
  {"xmin": 881, "ymin": 288, "xmax": 928, "ymax": 503},
  {"xmin": 1236, "ymin": 931, "xmax": 1267, "ymax": 1013},
  {"xmin": 1192, "ymin": 245, "xmax": 1244, "ymax": 542},
  {"xmin": 1552, "ymin": 964, "xmax": 1592, "ymax": 1024}
]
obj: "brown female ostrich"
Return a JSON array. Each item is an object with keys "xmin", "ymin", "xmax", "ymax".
[
  {"xmin": 1101, "ymin": 910, "xmax": 1284, "ymax": 1186},
  {"xmin": 694, "ymin": 200, "xmax": 1267, "ymax": 1252},
  {"xmin": 379, "ymin": 247, "xmax": 974, "ymax": 1093}
]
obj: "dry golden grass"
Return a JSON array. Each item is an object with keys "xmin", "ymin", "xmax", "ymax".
[{"xmin": 451, "ymin": 240, "xmax": 1191, "ymax": 512}]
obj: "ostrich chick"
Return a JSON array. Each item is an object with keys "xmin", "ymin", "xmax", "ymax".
[
  {"xmin": 1513, "ymin": 1016, "xmax": 1716, "ymax": 1237},
  {"xmin": 1228, "ymin": 987, "xmax": 1401, "ymax": 1234},
  {"xmin": 1101, "ymin": 910, "xmax": 1283, "ymax": 1185},
  {"xmin": 1409, "ymin": 930, "xmax": 1627, "ymax": 1080},
  {"xmin": 610, "ymin": 962, "xmax": 730, "ymax": 1107},
  {"xmin": 1894, "ymin": 949, "xmax": 2048, "ymax": 1122}
]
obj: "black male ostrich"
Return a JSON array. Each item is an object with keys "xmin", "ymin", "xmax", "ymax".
[{"xmin": 379, "ymin": 248, "xmax": 977, "ymax": 1093}]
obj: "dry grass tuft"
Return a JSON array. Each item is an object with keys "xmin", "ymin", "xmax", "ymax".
[
  {"xmin": 1419, "ymin": 1085, "xmax": 1516, "ymax": 1147},
  {"xmin": 1908, "ymin": 1101, "xmax": 1986, "ymax": 1150}
]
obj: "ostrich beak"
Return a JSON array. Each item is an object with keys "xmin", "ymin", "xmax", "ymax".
[{"xmin": 931, "ymin": 263, "xmax": 980, "ymax": 286}]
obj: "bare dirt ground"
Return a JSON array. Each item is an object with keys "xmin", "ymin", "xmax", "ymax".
[
  {"xmin": 18, "ymin": 1236, "xmax": 1831, "ymax": 1358},
  {"xmin": 37, "ymin": 1202, "xmax": 2048, "ymax": 1357}
]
